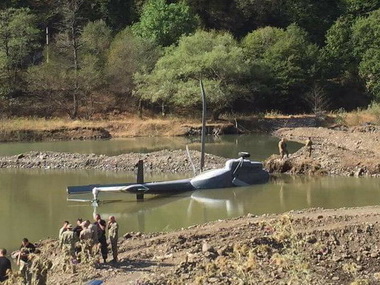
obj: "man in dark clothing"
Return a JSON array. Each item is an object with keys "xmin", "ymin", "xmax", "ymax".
[
  {"xmin": 94, "ymin": 214, "xmax": 108, "ymax": 263},
  {"xmin": 73, "ymin": 218, "xmax": 84, "ymax": 256},
  {"xmin": 0, "ymin": 248, "xmax": 11, "ymax": 282},
  {"xmin": 17, "ymin": 238, "xmax": 36, "ymax": 284},
  {"xmin": 19, "ymin": 238, "xmax": 36, "ymax": 263},
  {"xmin": 73, "ymin": 218, "xmax": 83, "ymax": 238}
]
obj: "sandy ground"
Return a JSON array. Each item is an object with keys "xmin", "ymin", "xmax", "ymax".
[{"xmin": 18, "ymin": 205, "xmax": 380, "ymax": 285}]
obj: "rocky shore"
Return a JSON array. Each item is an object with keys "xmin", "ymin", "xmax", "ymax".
[
  {"xmin": 2, "ymin": 124, "xmax": 380, "ymax": 178},
  {"xmin": 0, "ymin": 150, "xmax": 225, "ymax": 174},
  {"xmin": 264, "ymin": 125, "xmax": 380, "ymax": 177},
  {"xmin": 21, "ymin": 206, "xmax": 380, "ymax": 285}
]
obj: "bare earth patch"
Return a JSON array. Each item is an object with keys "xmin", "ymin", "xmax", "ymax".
[
  {"xmin": 24, "ymin": 206, "xmax": 380, "ymax": 285},
  {"xmin": 265, "ymin": 126, "xmax": 380, "ymax": 176}
]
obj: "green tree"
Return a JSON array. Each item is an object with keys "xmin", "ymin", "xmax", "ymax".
[
  {"xmin": 340, "ymin": 0, "xmax": 380, "ymax": 16},
  {"xmin": 0, "ymin": 8, "xmax": 40, "ymax": 100},
  {"xmin": 106, "ymin": 28, "xmax": 161, "ymax": 114},
  {"xmin": 27, "ymin": 20, "xmax": 112, "ymax": 117},
  {"xmin": 78, "ymin": 20, "xmax": 112, "ymax": 116},
  {"xmin": 359, "ymin": 48, "xmax": 380, "ymax": 100},
  {"xmin": 322, "ymin": 16, "xmax": 356, "ymax": 77},
  {"xmin": 352, "ymin": 9, "xmax": 380, "ymax": 100},
  {"xmin": 134, "ymin": 30, "xmax": 250, "ymax": 119},
  {"xmin": 242, "ymin": 25, "xmax": 319, "ymax": 113},
  {"xmin": 283, "ymin": 0, "xmax": 341, "ymax": 45},
  {"xmin": 132, "ymin": 0, "xmax": 199, "ymax": 47},
  {"xmin": 99, "ymin": 0, "xmax": 140, "ymax": 31}
]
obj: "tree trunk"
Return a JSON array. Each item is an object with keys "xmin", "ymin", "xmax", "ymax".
[{"xmin": 138, "ymin": 98, "xmax": 143, "ymax": 118}]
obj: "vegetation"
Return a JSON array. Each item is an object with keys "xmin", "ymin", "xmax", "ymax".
[{"xmin": 0, "ymin": 0, "xmax": 380, "ymax": 119}]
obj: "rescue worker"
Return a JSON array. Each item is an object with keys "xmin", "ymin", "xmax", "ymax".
[
  {"xmin": 278, "ymin": 138, "xmax": 289, "ymax": 159},
  {"xmin": 107, "ymin": 216, "xmax": 119, "ymax": 263}
]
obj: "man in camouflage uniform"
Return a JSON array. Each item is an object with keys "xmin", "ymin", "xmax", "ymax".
[
  {"xmin": 79, "ymin": 220, "xmax": 95, "ymax": 260},
  {"xmin": 107, "ymin": 216, "xmax": 119, "ymax": 262},
  {"xmin": 59, "ymin": 224, "xmax": 79, "ymax": 258},
  {"xmin": 278, "ymin": 138, "xmax": 289, "ymax": 159}
]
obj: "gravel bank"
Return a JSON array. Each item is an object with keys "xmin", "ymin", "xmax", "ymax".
[
  {"xmin": 0, "ymin": 150, "xmax": 226, "ymax": 174},
  {"xmin": 265, "ymin": 126, "xmax": 380, "ymax": 177}
]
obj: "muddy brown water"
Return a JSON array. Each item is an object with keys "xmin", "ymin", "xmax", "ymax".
[{"xmin": 1, "ymin": 134, "xmax": 379, "ymax": 252}]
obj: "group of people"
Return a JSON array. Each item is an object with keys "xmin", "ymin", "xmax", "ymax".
[
  {"xmin": 59, "ymin": 214, "xmax": 119, "ymax": 264},
  {"xmin": 278, "ymin": 137, "xmax": 313, "ymax": 159},
  {"xmin": 0, "ymin": 214, "xmax": 119, "ymax": 284}
]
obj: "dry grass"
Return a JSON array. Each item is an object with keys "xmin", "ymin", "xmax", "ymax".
[
  {"xmin": 0, "ymin": 116, "xmax": 198, "ymax": 137},
  {"xmin": 331, "ymin": 103, "xmax": 380, "ymax": 126}
]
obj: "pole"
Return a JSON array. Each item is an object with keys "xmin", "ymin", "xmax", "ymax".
[
  {"xmin": 46, "ymin": 26, "xmax": 49, "ymax": 63},
  {"xmin": 200, "ymin": 80, "xmax": 207, "ymax": 171},
  {"xmin": 136, "ymin": 160, "xmax": 144, "ymax": 200}
]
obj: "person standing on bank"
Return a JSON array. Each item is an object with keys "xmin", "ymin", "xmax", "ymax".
[
  {"xmin": 94, "ymin": 214, "xmax": 108, "ymax": 263},
  {"xmin": 278, "ymin": 138, "xmax": 289, "ymax": 159},
  {"xmin": 59, "ymin": 224, "xmax": 79, "ymax": 258},
  {"xmin": 107, "ymin": 216, "xmax": 119, "ymax": 263},
  {"xmin": 305, "ymin": 137, "xmax": 313, "ymax": 157},
  {"xmin": 0, "ymin": 249, "xmax": 11, "ymax": 282},
  {"xmin": 17, "ymin": 238, "xmax": 35, "ymax": 285}
]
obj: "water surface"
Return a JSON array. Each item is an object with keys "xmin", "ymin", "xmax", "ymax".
[{"xmin": 1, "ymin": 135, "xmax": 378, "ymax": 253}]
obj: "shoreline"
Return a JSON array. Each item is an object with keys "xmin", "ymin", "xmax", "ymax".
[
  {"xmin": 20, "ymin": 205, "xmax": 380, "ymax": 284},
  {"xmin": 1, "ymin": 124, "xmax": 379, "ymax": 178}
]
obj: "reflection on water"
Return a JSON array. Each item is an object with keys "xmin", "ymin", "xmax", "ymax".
[{"xmin": 1, "ymin": 135, "xmax": 380, "ymax": 253}]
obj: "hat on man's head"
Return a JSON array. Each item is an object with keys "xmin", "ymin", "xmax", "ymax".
[{"xmin": 67, "ymin": 224, "xmax": 73, "ymax": 229}]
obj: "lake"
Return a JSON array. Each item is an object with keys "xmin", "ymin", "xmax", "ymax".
[{"xmin": 1, "ymin": 134, "xmax": 379, "ymax": 252}]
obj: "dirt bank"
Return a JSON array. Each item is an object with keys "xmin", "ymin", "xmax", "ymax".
[
  {"xmin": 265, "ymin": 125, "xmax": 380, "ymax": 177},
  {"xmin": 0, "ymin": 150, "xmax": 226, "ymax": 174},
  {"xmin": 11, "ymin": 206, "xmax": 380, "ymax": 285}
]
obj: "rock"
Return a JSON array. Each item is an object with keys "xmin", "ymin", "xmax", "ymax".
[
  {"xmin": 355, "ymin": 168, "xmax": 365, "ymax": 177},
  {"xmin": 123, "ymin": 233, "xmax": 132, "ymax": 239},
  {"xmin": 202, "ymin": 241, "xmax": 214, "ymax": 253}
]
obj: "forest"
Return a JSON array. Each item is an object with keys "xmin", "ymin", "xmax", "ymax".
[{"xmin": 0, "ymin": 0, "xmax": 380, "ymax": 119}]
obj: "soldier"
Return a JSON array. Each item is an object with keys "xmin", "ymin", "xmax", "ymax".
[
  {"xmin": 58, "ymin": 221, "xmax": 69, "ymax": 239},
  {"xmin": 278, "ymin": 138, "xmax": 289, "ymax": 159},
  {"xmin": 305, "ymin": 137, "xmax": 313, "ymax": 157},
  {"xmin": 59, "ymin": 224, "xmax": 79, "ymax": 258},
  {"xmin": 80, "ymin": 220, "xmax": 95, "ymax": 258},
  {"xmin": 107, "ymin": 216, "xmax": 119, "ymax": 263}
]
